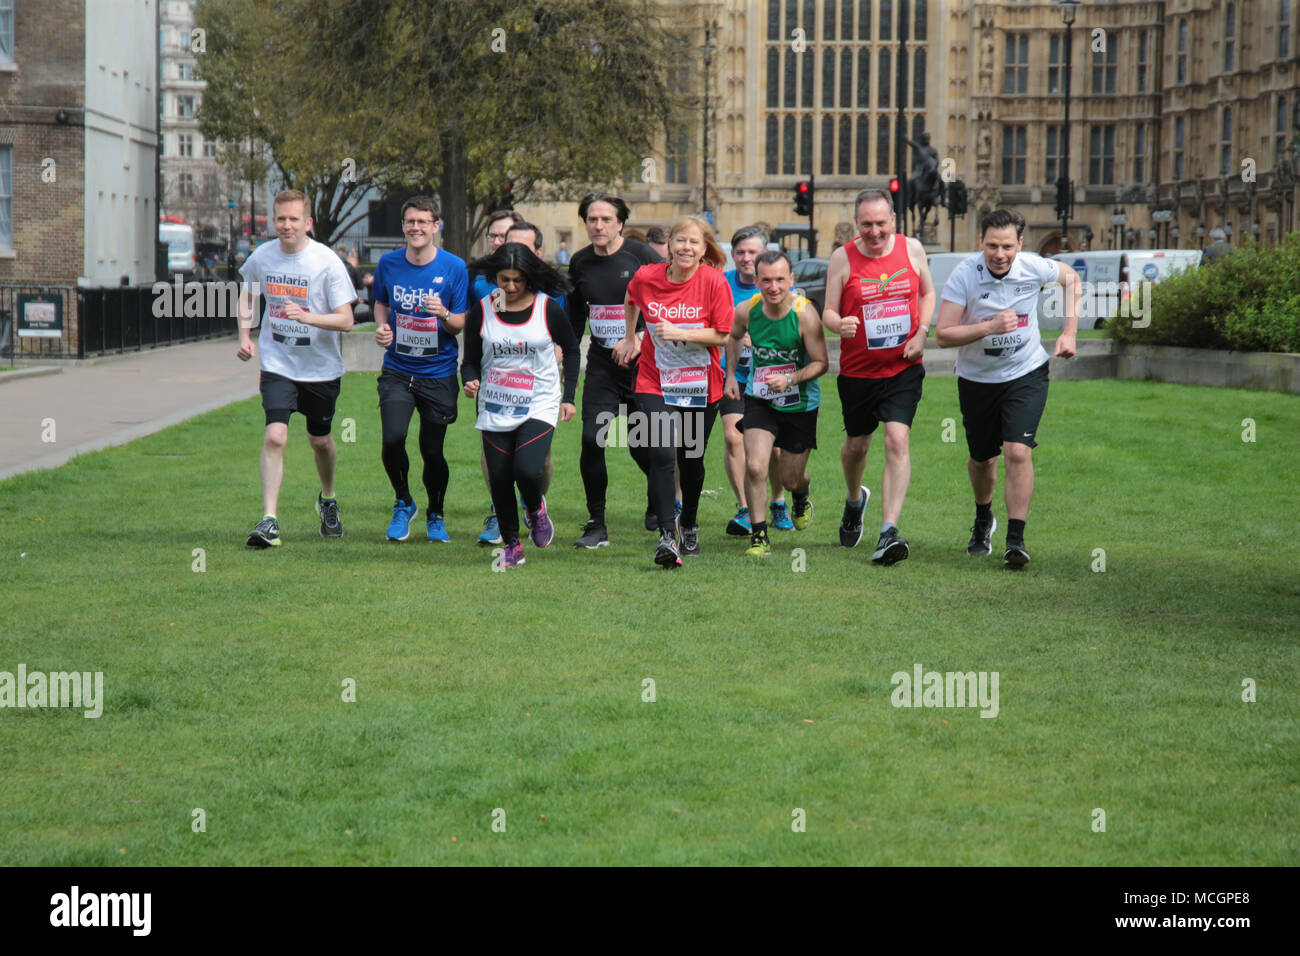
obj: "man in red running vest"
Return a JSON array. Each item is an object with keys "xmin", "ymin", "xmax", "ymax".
[{"xmin": 822, "ymin": 188, "xmax": 936, "ymax": 564}]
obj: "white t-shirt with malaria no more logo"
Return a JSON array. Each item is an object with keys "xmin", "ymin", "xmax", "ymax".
[
  {"xmin": 240, "ymin": 239, "xmax": 357, "ymax": 381},
  {"xmin": 939, "ymin": 251, "xmax": 1058, "ymax": 384}
]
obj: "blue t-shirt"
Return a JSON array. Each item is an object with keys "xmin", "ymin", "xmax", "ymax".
[
  {"xmin": 473, "ymin": 273, "xmax": 569, "ymax": 317},
  {"xmin": 373, "ymin": 248, "xmax": 469, "ymax": 378},
  {"xmin": 723, "ymin": 269, "xmax": 758, "ymax": 382}
]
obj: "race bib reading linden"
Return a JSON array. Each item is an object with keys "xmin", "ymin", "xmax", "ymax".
[{"xmin": 395, "ymin": 311, "xmax": 438, "ymax": 357}]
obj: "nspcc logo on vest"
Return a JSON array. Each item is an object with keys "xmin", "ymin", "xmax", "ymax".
[{"xmin": 0, "ymin": 665, "xmax": 103, "ymax": 718}]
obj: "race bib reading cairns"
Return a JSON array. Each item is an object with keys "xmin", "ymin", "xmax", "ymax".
[
  {"xmin": 653, "ymin": 322, "xmax": 709, "ymax": 408},
  {"xmin": 862, "ymin": 297, "xmax": 911, "ymax": 350},
  {"xmin": 984, "ymin": 313, "xmax": 1031, "ymax": 358},
  {"xmin": 395, "ymin": 311, "xmax": 438, "ymax": 357},
  {"xmin": 753, "ymin": 364, "xmax": 799, "ymax": 407},
  {"xmin": 482, "ymin": 366, "xmax": 535, "ymax": 418},
  {"xmin": 588, "ymin": 304, "xmax": 626, "ymax": 349}
]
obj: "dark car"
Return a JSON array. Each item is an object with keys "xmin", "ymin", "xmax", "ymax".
[{"xmin": 791, "ymin": 257, "xmax": 829, "ymax": 312}]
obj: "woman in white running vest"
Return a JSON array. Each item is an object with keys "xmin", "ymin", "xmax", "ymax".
[{"xmin": 461, "ymin": 243, "xmax": 579, "ymax": 569}]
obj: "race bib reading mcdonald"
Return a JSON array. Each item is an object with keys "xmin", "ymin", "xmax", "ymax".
[{"xmin": 267, "ymin": 301, "xmax": 312, "ymax": 346}]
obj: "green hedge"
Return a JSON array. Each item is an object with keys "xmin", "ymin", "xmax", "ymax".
[{"xmin": 1108, "ymin": 233, "xmax": 1300, "ymax": 353}]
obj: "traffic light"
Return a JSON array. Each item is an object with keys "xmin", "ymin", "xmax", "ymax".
[
  {"xmin": 1054, "ymin": 177, "xmax": 1070, "ymax": 220},
  {"xmin": 888, "ymin": 177, "xmax": 901, "ymax": 213},
  {"xmin": 490, "ymin": 184, "xmax": 515, "ymax": 212},
  {"xmin": 793, "ymin": 180, "xmax": 813, "ymax": 216},
  {"xmin": 947, "ymin": 180, "xmax": 968, "ymax": 217}
]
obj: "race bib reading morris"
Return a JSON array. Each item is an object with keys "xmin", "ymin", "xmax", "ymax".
[
  {"xmin": 588, "ymin": 304, "xmax": 626, "ymax": 349},
  {"xmin": 395, "ymin": 311, "xmax": 438, "ymax": 357},
  {"xmin": 482, "ymin": 366, "xmax": 534, "ymax": 418},
  {"xmin": 984, "ymin": 312, "xmax": 1031, "ymax": 358},
  {"xmin": 862, "ymin": 297, "xmax": 911, "ymax": 350}
]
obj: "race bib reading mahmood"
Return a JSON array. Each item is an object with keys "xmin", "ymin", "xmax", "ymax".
[
  {"xmin": 482, "ymin": 366, "xmax": 535, "ymax": 418},
  {"xmin": 395, "ymin": 310, "xmax": 438, "ymax": 357},
  {"xmin": 653, "ymin": 322, "xmax": 708, "ymax": 408},
  {"xmin": 588, "ymin": 304, "xmax": 627, "ymax": 349},
  {"xmin": 862, "ymin": 297, "xmax": 911, "ymax": 350},
  {"xmin": 983, "ymin": 312, "xmax": 1031, "ymax": 358},
  {"xmin": 753, "ymin": 363, "xmax": 800, "ymax": 407}
]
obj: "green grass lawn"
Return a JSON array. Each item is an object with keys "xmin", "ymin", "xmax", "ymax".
[{"xmin": 1, "ymin": 374, "xmax": 1297, "ymax": 865}]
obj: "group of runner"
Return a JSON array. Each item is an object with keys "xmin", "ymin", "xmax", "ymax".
[{"xmin": 236, "ymin": 186, "xmax": 1079, "ymax": 570}]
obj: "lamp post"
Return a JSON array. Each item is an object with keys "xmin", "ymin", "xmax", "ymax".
[
  {"xmin": 700, "ymin": 21, "xmax": 716, "ymax": 220},
  {"xmin": 1110, "ymin": 207, "xmax": 1127, "ymax": 249},
  {"xmin": 1056, "ymin": 1, "xmax": 1079, "ymax": 250}
]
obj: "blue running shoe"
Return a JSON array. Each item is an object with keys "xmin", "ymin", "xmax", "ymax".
[
  {"xmin": 478, "ymin": 508, "xmax": 502, "ymax": 546},
  {"xmin": 726, "ymin": 505, "xmax": 752, "ymax": 536},
  {"xmin": 770, "ymin": 500, "xmax": 794, "ymax": 531},
  {"xmin": 386, "ymin": 500, "xmax": 419, "ymax": 541},
  {"xmin": 427, "ymin": 514, "xmax": 450, "ymax": 542}
]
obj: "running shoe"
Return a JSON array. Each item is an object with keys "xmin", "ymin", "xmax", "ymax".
[
  {"xmin": 521, "ymin": 494, "xmax": 532, "ymax": 531},
  {"xmin": 479, "ymin": 509, "xmax": 502, "ymax": 546},
  {"xmin": 527, "ymin": 498, "xmax": 554, "ymax": 548},
  {"xmin": 386, "ymin": 501, "xmax": 419, "ymax": 541},
  {"xmin": 967, "ymin": 515, "xmax": 997, "ymax": 557},
  {"xmin": 654, "ymin": 529, "xmax": 681, "ymax": 568},
  {"xmin": 426, "ymin": 514, "xmax": 450, "ymax": 543},
  {"xmin": 1004, "ymin": 539, "xmax": 1030, "ymax": 568},
  {"xmin": 317, "ymin": 495, "xmax": 343, "ymax": 538},
  {"xmin": 674, "ymin": 499, "xmax": 682, "ymax": 524},
  {"xmin": 745, "ymin": 528, "xmax": 772, "ymax": 557},
  {"xmin": 726, "ymin": 506, "xmax": 752, "ymax": 536},
  {"xmin": 838, "ymin": 486, "xmax": 870, "ymax": 547},
  {"xmin": 500, "ymin": 540, "xmax": 525, "ymax": 568},
  {"xmin": 574, "ymin": 520, "xmax": 609, "ymax": 549},
  {"xmin": 680, "ymin": 525, "xmax": 700, "ymax": 556},
  {"xmin": 644, "ymin": 508, "xmax": 657, "ymax": 532},
  {"xmin": 792, "ymin": 497, "xmax": 814, "ymax": 531},
  {"xmin": 770, "ymin": 500, "xmax": 794, "ymax": 531},
  {"xmin": 246, "ymin": 515, "xmax": 281, "ymax": 549},
  {"xmin": 872, "ymin": 527, "xmax": 910, "ymax": 565}
]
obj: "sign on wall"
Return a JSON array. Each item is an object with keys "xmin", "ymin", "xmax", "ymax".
[{"xmin": 17, "ymin": 294, "xmax": 63, "ymax": 338}]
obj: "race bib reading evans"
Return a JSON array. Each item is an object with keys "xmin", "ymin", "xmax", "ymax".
[
  {"xmin": 267, "ymin": 301, "xmax": 312, "ymax": 346},
  {"xmin": 395, "ymin": 311, "xmax": 438, "ymax": 357},
  {"xmin": 983, "ymin": 313, "xmax": 1030, "ymax": 358},
  {"xmin": 653, "ymin": 323, "xmax": 709, "ymax": 407},
  {"xmin": 482, "ymin": 366, "xmax": 534, "ymax": 418},
  {"xmin": 862, "ymin": 297, "xmax": 911, "ymax": 350},
  {"xmin": 753, "ymin": 364, "xmax": 799, "ymax": 407},
  {"xmin": 588, "ymin": 304, "xmax": 626, "ymax": 348}
]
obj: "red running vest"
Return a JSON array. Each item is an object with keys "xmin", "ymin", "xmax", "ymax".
[{"xmin": 837, "ymin": 236, "xmax": 922, "ymax": 379}]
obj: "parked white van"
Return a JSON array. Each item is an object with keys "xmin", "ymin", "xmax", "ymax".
[
  {"xmin": 159, "ymin": 222, "xmax": 197, "ymax": 278},
  {"xmin": 1045, "ymin": 249, "xmax": 1200, "ymax": 329}
]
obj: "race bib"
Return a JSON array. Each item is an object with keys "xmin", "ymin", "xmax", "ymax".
[
  {"xmin": 588, "ymin": 304, "xmax": 626, "ymax": 349},
  {"xmin": 737, "ymin": 345, "xmax": 753, "ymax": 374},
  {"xmin": 267, "ymin": 301, "xmax": 311, "ymax": 346},
  {"xmin": 482, "ymin": 366, "xmax": 534, "ymax": 418},
  {"xmin": 753, "ymin": 363, "xmax": 799, "ymax": 407},
  {"xmin": 653, "ymin": 322, "xmax": 710, "ymax": 407},
  {"xmin": 395, "ymin": 311, "xmax": 438, "ymax": 357},
  {"xmin": 983, "ymin": 313, "xmax": 1030, "ymax": 358},
  {"xmin": 861, "ymin": 297, "xmax": 911, "ymax": 350}
]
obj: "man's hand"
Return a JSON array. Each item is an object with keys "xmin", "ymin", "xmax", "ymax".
[
  {"xmin": 375, "ymin": 322, "xmax": 393, "ymax": 347},
  {"xmin": 283, "ymin": 302, "xmax": 310, "ymax": 325},
  {"xmin": 724, "ymin": 374, "xmax": 740, "ymax": 400},
  {"xmin": 559, "ymin": 402, "xmax": 576, "ymax": 423},
  {"xmin": 463, "ymin": 380, "xmax": 480, "ymax": 399},
  {"xmin": 1053, "ymin": 332, "xmax": 1076, "ymax": 358},
  {"xmin": 839, "ymin": 314, "xmax": 859, "ymax": 337},
  {"xmin": 612, "ymin": 335, "xmax": 641, "ymax": 367},
  {"xmin": 423, "ymin": 293, "xmax": 445, "ymax": 318},
  {"xmin": 902, "ymin": 328, "xmax": 927, "ymax": 361},
  {"xmin": 236, "ymin": 337, "xmax": 256, "ymax": 362},
  {"xmin": 989, "ymin": 309, "xmax": 1019, "ymax": 334}
]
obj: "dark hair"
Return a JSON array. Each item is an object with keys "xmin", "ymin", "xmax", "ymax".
[
  {"xmin": 401, "ymin": 195, "xmax": 441, "ymax": 220},
  {"xmin": 645, "ymin": 225, "xmax": 670, "ymax": 244},
  {"xmin": 507, "ymin": 220, "xmax": 543, "ymax": 252},
  {"xmin": 487, "ymin": 209, "xmax": 523, "ymax": 228},
  {"xmin": 469, "ymin": 242, "xmax": 572, "ymax": 297},
  {"xmin": 979, "ymin": 208, "xmax": 1026, "ymax": 239},
  {"xmin": 579, "ymin": 192, "xmax": 631, "ymax": 224},
  {"xmin": 854, "ymin": 188, "xmax": 894, "ymax": 216},
  {"xmin": 755, "ymin": 249, "xmax": 792, "ymax": 272},
  {"xmin": 730, "ymin": 224, "xmax": 768, "ymax": 248}
]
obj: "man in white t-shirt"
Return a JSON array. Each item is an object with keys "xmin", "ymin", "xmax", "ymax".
[
  {"xmin": 237, "ymin": 189, "xmax": 357, "ymax": 548},
  {"xmin": 935, "ymin": 208, "xmax": 1079, "ymax": 567}
]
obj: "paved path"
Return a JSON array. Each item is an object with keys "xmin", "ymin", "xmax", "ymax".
[{"xmin": 0, "ymin": 338, "xmax": 258, "ymax": 480}]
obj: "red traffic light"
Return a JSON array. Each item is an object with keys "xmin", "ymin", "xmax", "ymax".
[
  {"xmin": 797, "ymin": 182, "xmax": 810, "ymax": 195},
  {"xmin": 889, "ymin": 178, "xmax": 900, "ymax": 193}
]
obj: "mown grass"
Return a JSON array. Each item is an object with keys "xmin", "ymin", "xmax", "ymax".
[{"xmin": 0, "ymin": 373, "xmax": 1296, "ymax": 865}]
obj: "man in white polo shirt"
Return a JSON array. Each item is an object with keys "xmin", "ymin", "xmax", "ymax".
[
  {"xmin": 935, "ymin": 208, "xmax": 1080, "ymax": 567},
  {"xmin": 236, "ymin": 189, "xmax": 357, "ymax": 548}
]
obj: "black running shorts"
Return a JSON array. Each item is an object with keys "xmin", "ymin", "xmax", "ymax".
[
  {"xmin": 740, "ymin": 395, "xmax": 819, "ymax": 453},
  {"xmin": 957, "ymin": 361, "xmax": 1050, "ymax": 462},
  {"xmin": 260, "ymin": 370, "xmax": 341, "ymax": 436},
  {"xmin": 837, "ymin": 363, "xmax": 925, "ymax": 437},
  {"xmin": 376, "ymin": 368, "xmax": 459, "ymax": 425}
]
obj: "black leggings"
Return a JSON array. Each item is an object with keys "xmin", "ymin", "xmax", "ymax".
[
  {"xmin": 380, "ymin": 403, "xmax": 450, "ymax": 515},
  {"xmin": 481, "ymin": 419, "xmax": 555, "ymax": 545},
  {"xmin": 635, "ymin": 394, "xmax": 719, "ymax": 533},
  {"xmin": 580, "ymin": 416, "xmax": 652, "ymax": 524}
]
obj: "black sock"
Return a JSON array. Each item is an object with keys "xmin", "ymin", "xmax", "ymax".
[
  {"xmin": 590, "ymin": 507, "xmax": 606, "ymax": 526},
  {"xmin": 752, "ymin": 520, "xmax": 768, "ymax": 537},
  {"xmin": 399, "ymin": 495, "xmax": 415, "ymax": 507},
  {"xmin": 793, "ymin": 489, "xmax": 809, "ymax": 509},
  {"xmin": 976, "ymin": 501, "xmax": 993, "ymax": 523},
  {"xmin": 1007, "ymin": 518, "xmax": 1026, "ymax": 543}
]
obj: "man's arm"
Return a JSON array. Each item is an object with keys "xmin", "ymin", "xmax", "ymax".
[
  {"xmin": 724, "ymin": 304, "xmax": 750, "ymax": 398},
  {"xmin": 236, "ymin": 287, "xmax": 258, "ymax": 361},
  {"xmin": 820, "ymin": 246, "xmax": 853, "ymax": 335},
  {"xmin": 934, "ymin": 299, "xmax": 1016, "ymax": 347},
  {"xmin": 373, "ymin": 301, "xmax": 392, "ymax": 347},
  {"xmin": 1053, "ymin": 262, "xmax": 1080, "ymax": 358},
  {"xmin": 284, "ymin": 301, "xmax": 354, "ymax": 332},
  {"xmin": 793, "ymin": 302, "xmax": 829, "ymax": 384},
  {"xmin": 905, "ymin": 237, "xmax": 936, "ymax": 360}
]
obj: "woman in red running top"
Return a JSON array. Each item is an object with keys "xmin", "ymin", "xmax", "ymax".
[{"xmin": 614, "ymin": 216, "xmax": 733, "ymax": 568}]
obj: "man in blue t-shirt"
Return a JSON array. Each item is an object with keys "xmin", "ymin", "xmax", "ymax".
[{"xmin": 372, "ymin": 195, "xmax": 469, "ymax": 542}]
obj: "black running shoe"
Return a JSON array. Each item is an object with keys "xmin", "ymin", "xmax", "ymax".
[
  {"xmin": 574, "ymin": 520, "xmax": 609, "ymax": 549},
  {"xmin": 680, "ymin": 525, "xmax": 700, "ymax": 556},
  {"xmin": 1004, "ymin": 540, "xmax": 1030, "ymax": 568},
  {"xmin": 246, "ymin": 516, "xmax": 281, "ymax": 548},
  {"xmin": 654, "ymin": 529, "xmax": 681, "ymax": 568},
  {"xmin": 839, "ymin": 485, "xmax": 870, "ymax": 547},
  {"xmin": 871, "ymin": 528, "xmax": 910, "ymax": 565},
  {"xmin": 967, "ymin": 515, "xmax": 997, "ymax": 556},
  {"xmin": 317, "ymin": 495, "xmax": 343, "ymax": 538}
]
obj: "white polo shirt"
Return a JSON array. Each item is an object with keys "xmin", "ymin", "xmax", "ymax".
[{"xmin": 940, "ymin": 251, "xmax": 1059, "ymax": 383}]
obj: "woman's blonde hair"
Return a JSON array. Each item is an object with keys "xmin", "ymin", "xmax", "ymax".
[{"xmin": 668, "ymin": 216, "xmax": 727, "ymax": 269}]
